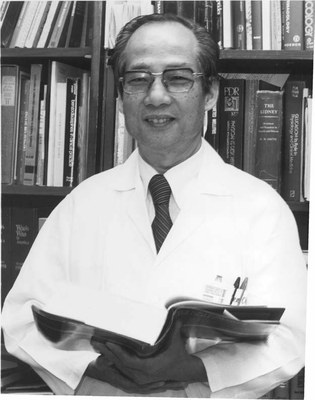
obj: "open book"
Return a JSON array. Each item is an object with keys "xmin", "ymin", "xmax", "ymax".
[{"xmin": 32, "ymin": 287, "xmax": 285, "ymax": 357}]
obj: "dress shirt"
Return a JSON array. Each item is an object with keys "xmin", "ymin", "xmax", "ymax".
[
  {"xmin": 2, "ymin": 139, "xmax": 307, "ymax": 398},
  {"xmin": 138, "ymin": 142, "xmax": 204, "ymax": 224}
]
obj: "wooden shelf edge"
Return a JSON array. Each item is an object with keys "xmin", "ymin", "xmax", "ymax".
[
  {"xmin": 1, "ymin": 47, "xmax": 92, "ymax": 59},
  {"xmin": 220, "ymin": 49, "xmax": 314, "ymax": 61},
  {"xmin": 1, "ymin": 185, "xmax": 73, "ymax": 197}
]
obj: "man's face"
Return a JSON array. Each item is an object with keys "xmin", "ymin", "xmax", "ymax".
[{"xmin": 120, "ymin": 21, "xmax": 217, "ymax": 169}]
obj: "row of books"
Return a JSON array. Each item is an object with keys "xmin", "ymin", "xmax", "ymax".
[
  {"xmin": 205, "ymin": 74, "xmax": 312, "ymax": 203},
  {"xmin": 0, "ymin": 1, "xmax": 92, "ymax": 49},
  {"xmin": 1, "ymin": 62, "xmax": 91, "ymax": 187},
  {"xmin": 152, "ymin": 1, "xmax": 315, "ymax": 51},
  {"xmin": 1, "ymin": 207, "xmax": 47, "ymax": 306}
]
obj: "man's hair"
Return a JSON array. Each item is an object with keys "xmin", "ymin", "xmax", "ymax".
[{"xmin": 110, "ymin": 13, "xmax": 219, "ymax": 95}]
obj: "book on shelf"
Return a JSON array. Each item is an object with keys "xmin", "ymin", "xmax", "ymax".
[
  {"xmin": 32, "ymin": 286, "xmax": 285, "ymax": 358},
  {"xmin": 204, "ymin": 103, "xmax": 219, "ymax": 152},
  {"xmin": 261, "ymin": 0, "xmax": 271, "ymax": 50},
  {"xmin": 253, "ymin": 90, "xmax": 284, "ymax": 193},
  {"xmin": 218, "ymin": 78, "xmax": 245, "ymax": 169},
  {"xmin": 232, "ymin": 1, "xmax": 246, "ymax": 50},
  {"xmin": 10, "ymin": 207, "xmax": 38, "ymax": 282},
  {"xmin": 289, "ymin": 368, "xmax": 305, "ymax": 399},
  {"xmin": 9, "ymin": 1, "xmax": 39, "ymax": 48},
  {"xmin": 47, "ymin": 61, "xmax": 88, "ymax": 186},
  {"xmin": 270, "ymin": 0, "xmax": 282, "ymax": 50},
  {"xmin": 222, "ymin": 0, "xmax": 233, "ymax": 49},
  {"xmin": 53, "ymin": 82, "xmax": 67, "ymax": 187},
  {"xmin": 304, "ymin": 0, "xmax": 315, "ymax": 50},
  {"xmin": 282, "ymin": 79, "xmax": 308, "ymax": 202},
  {"xmin": 31, "ymin": 2, "xmax": 53, "ymax": 48},
  {"xmin": 273, "ymin": 380, "xmax": 290, "ymax": 399},
  {"xmin": 47, "ymin": 1, "xmax": 73, "ymax": 48},
  {"xmin": 251, "ymin": 0, "xmax": 262, "ymax": 49},
  {"xmin": 65, "ymin": 1, "xmax": 86, "ymax": 48},
  {"xmin": 23, "ymin": 63, "xmax": 43, "ymax": 186},
  {"xmin": 1, "ymin": 64, "xmax": 19, "ymax": 185},
  {"xmin": 36, "ymin": 1, "xmax": 62, "ymax": 48},
  {"xmin": 0, "ymin": 1, "xmax": 23, "ymax": 48},
  {"xmin": 63, "ymin": 77, "xmax": 80, "ymax": 187},
  {"xmin": 1, "ymin": 208, "xmax": 12, "ymax": 307},
  {"xmin": 282, "ymin": 0, "xmax": 304, "ymax": 50},
  {"xmin": 244, "ymin": 0, "xmax": 252, "ymax": 50},
  {"xmin": 36, "ymin": 85, "xmax": 48, "ymax": 186},
  {"xmin": 303, "ymin": 95, "xmax": 312, "ymax": 201},
  {"xmin": 24, "ymin": 1, "xmax": 49, "ymax": 49}
]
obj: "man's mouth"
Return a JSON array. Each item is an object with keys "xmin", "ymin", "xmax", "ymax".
[{"xmin": 144, "ymin": 116, "xmax": 175, "ymax": 127}]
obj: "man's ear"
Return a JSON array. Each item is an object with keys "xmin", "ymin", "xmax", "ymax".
[
  {"xmin": 118, "ymin": 93, "xmax": 123, "ymax": 113},
  {"xmin": 204, "ymin": 79, "xmax": 219, "ymax": 112}
]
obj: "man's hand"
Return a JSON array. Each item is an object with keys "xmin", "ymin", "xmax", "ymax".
[{"xmin": 85, "ymin": 321, "xmax": 207, "ymax": 393}]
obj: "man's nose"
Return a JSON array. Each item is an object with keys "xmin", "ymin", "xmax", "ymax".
[{"xmin": 143, "ymin": 76, "xmax": 172, "ymax": 107}]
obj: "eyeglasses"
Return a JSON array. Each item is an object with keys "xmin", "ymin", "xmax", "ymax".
[{"xmin": 119, "ymin": 68, "xmax": 204, "ymax": 94}]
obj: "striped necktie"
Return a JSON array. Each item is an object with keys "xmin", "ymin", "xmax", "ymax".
[{"xmin": 149, "ymin": 174, "xmax": 173, "ymax": 253}]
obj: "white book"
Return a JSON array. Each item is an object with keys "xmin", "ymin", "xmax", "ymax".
[
  {"xmin": 9, "ymin": 2, "xmax": 29, "ymax": 47},
  {"xmin": 36, "ymin": 85, "xmax": 47, "ymax": 186},
  {"xmin": 270, "ymin": 0, "xmax": 282, "ymax": 50},
  {"xmin": 245, "ymin": 0, "xmax": 252, "ymax": 50},
  {"xmin": 53, "ymin": 82, "xmax": 67, "ymax": 187},
  {"xmin": 262, "ymin": 1, "xmax": 271, "ymax": 50},
  {"xmin": 24, "ymin": 1, "xmax": 48, "ymax": 48},
  {"xmin": 47, "ymin": 61, "xmax": 87, "ymax": 186},
  {"xmin": 37, "ymin": 1, "xmax": 60, "ymax": 48},
  {"xmin": 222, "ymin": 0, "xmax": 233, "ymax": 49},
  {"xmin": 10, "ymin": 2, "xmax": 40, "ymax": 48}
]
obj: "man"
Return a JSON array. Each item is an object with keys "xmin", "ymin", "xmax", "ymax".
[{"xmin": 2, "ymin": 13, "xmax": 306, "ymax": 398}]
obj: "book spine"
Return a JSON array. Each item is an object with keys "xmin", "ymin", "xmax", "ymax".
[
  {"xmin": 15, "ymin": 71, "xmax": 30, "ymax": 184},
  {"xmin": 262, "ymin": 1, "xmax": 271, "ymax": 50},
  {"xmin": 77, "ymin": 72, "xmax": 90, "ymax": 184},
  {"xmin": 37, "ymin": 1, "xmax": 61, "ymax": 48},
  {"xmin": 53, "ymin": 82, "xmax": 67, "ymax": 186},
  {"xmin": 32, "ymin": 2, "xmax": 53, "ymax": 48},
  {"xmin": 152, "ymin": 1, "xmax": 164, "ymax": 14},
  {"xmin": 244, "ymin": 0, "xmax": 252, "ymax": 50},
  {"xmin": 204, "ymin": 104, "xmax": 219, "ymax": 152},
  {"xmin": 10, "ymin": 2, "xmax": 39, "ymax": 48},
  {"xmin": 304, "ymin": 0, "xmax": 315, "ymax": 50},
  {"xmin": 218, "ymin": 79, "xmax": 245, "ymax": 169},
  {"xmin": 36, "ymin": 85, "xmax": 48, "ymax": 186},
  {"xmin": 63, "ymin": 78, "xmax": 80, "ymax": 186},
  {"xmin": 243, "ymin": 79, "xmax": 259, "ymax": 175},
  {"xmin": 48, "ymin": 1, "xmax": 72, "ymax": 48},
  {"xmin": 23, "ymin": 64, "xmax": 43, "ymax": 186},
  {"xmin": 251, "ymin": 0, "xmax": 262, "ymax": 49},
  {"xmin": 222, "ymin": 0, "xmax": 233, "ymax": 49},
  {"xmin": 11, "ymin": 207, "xmax": 38, "ymax": 282},
  {"xmin": 216, "ymin": 0, "xmax": 223, "ymax": 48},
  {"xmin": 24, "ymin": 2, "xmax": 47, "ymax": 48},
  {"xmin": 8, "ymin": 2, "xmax": 29, "ymax": 47},
  {"xmin": 0, "ymin": 2, "xmax": 24, "ymax": 48},
  {"xmin": 282, "ymin": 0, "xmax": 304, "ymax": 50},
  {"xmin": 282, "ymin": 80, "xmax": 306, "ymax": 201},
  {"xmin": 1, "ymin": 207, "xmax": 12, "ymax": 306},
  {"xmin": 1, "ymin": 65, "xmax": 19, "ymax": 184},
  {"xmin": 289, "ymin": 368, "xmax": 305, "ymax": 399},
  {"xmin": 232, "ymin": 1, "xmax": 246, "ymax": 50},
  {"xmin": 254, "ymin": 90, "xmax": 284, "ymax": 193},
  {"xmin": 65, "ymin": 1, "xmax": 86, "ymax": 47},
  {"xmin": 303, "ymin": 95, "xmax": 312, "ymax": 201},
  {"xmin": 270, "ymin": 0, "xmax": 282, "ymax": 50}
]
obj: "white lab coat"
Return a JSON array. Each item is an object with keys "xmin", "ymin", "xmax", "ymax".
[{"xmin": 2, "ymin": 140, "xmax": 307, "ymax": 398}]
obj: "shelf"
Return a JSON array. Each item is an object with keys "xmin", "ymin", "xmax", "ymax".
[
  {"xmin": 219, "ymin": 50, "xmax": 313, "ymax": 73},
  {"xmin": 1, "ymin": 185, "xmax": 73, "ymax": 197},
  {"xmin": 1, "ymin": 47, "xmax": 92, "ymax": 59}
]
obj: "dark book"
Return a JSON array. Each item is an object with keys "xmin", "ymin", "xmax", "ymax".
[
  {"xmin": 63, "ymin": 77, "xmax": 80, "ymax": 186},
  {"xmin": 203, "ymin": 1, "xmax": 218, "ymax": 39},
  {"xmin": 251, "ymin": 0, "xmax": 262, "ymax": 49},
  {"xmin": 304, "ymin": 0, "xmax": 315, "ymax": 50},
  {"xmin": 232, "ymin": 1, "xmax": 246, "ymax": 49},
  {"xmin": 23, "ymin": 64, "xmax": 43, "ymax": 186},
  {"xmin": 218, "ymin": 78, "xmax": 245, "ymax": 169},
  {"xmin": 254, "ymin": 90, "xmax": 284, "ymax": 193},
  {"xmin": 36, "ymin": 1, "xmax": 62, "ymax": 48},
  {"xmin": 282, "ymin": 80, "xmax": 307, "ymax": 202},
  {"xmin": 289, "ymin": 368, "xmax": 304, "ymax": 399},
  {"xmin": 31, "ymin": 1, "xmax": 53, "ymax": 48},
  {"xmin": 1, "ymin": 208, "xmax": 12, "ymax": 307},
  {"xmin": 11, "ymin": 207, "xmax": 38, "ymax": 283},
  {"xmin": 162, "ymin": 1, "xmax": 178, "ymax": 15},
  {"xmin": 204, "ymin": 104, "xmax": 219, "ymax": 152},
  {"xmin": 47, "ymin": 1, "xmax": 73, "ymax": 48},
  {"xmin": 1, "ymin": 65, "xmax": 19, "ymax": 184},
  {"xmin": 15, "ymin": 70, "xmax": 31, "ymax": 184},
  {"xmin": 177, "ymin": 1, "xmax": 195, "ymax": 19},
  {"xmin": 0, "ymin": 1, "xmax": 23, "ymax": 48},
  {"xmin": 282, "ymin": 0, "xmax": 304, "ymax": 50},
  {"xmin": 32, "ymin": 291, "xmax": 285, "ymax": 358},
  {"xmin": 65, "ymin": 1, "xmax": 86, "ymax": 47}
]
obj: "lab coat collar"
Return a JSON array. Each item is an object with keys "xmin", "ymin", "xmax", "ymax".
[{"xmin": 113, "ymin": 139, "xmax": 232, "ymax": 197}]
